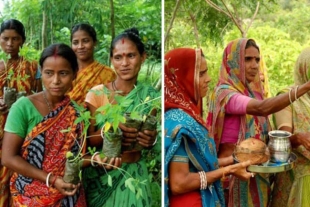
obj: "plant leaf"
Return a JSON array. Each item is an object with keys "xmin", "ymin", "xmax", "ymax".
[
  {"xmin": 125, "ymin": 178, "xmax": 136, "ymax": 193},
  {"xmin": 108, "ymin": 175, "xmax": 112, "ymax": 187}
]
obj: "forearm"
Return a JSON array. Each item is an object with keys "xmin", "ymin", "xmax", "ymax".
[
  {"xmin": 170, "ymin": 168, "xmax": 225, "ymax": 195},
  {"xmin": 3, "ymin": 155, "xmax": 48, "ymax": 183},
  {"xmin": 218, "ymin": 155, "xmax": 234, "ymax": 167},
  {"xmin": 247, "ymin": 83, "xmax": 310, "ymax": 116}
]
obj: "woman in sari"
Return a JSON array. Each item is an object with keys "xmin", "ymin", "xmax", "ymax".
[
  {"xmin": 68, "ymin": 23, "xmax": 116, "ymax": 104},
  {"xmin": 83, "ymin": 28, "xmax": 159, "ymax": 207},
  {"xmin": 1, "ymin": 43, "xmax": 89, "ymax": 206},
  {"xmin": 271, "ymin": 47, "xmax": 310, "ymax": 207},
  {"xmin": 207, "ymin": 38, "xmax": 310, "ymax": 207},
  {"xmin": 164, "ymin": 47, "xmax": 253, "ymax": 207},
  {"xmin": 0, "ymin": 18, "xmax": 42, "ymax": 207}
]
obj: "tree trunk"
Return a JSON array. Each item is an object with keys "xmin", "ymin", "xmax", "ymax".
[
  {"xmin": 41, "ymin": 8, "xmax": 48, "ymax": 50},
  {"xmin": 109, "ymin": 0, "xmax": 115, "ymax": 66},
  {"xmin": 164, "ymin": 0, "xmax": 181, "ymax": 48}
]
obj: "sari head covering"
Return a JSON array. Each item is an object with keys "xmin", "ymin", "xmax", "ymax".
[
  {"xmin": 164, "ymin": 48, "xmax": 224, "ymax": 207},
  {"xmin": 207, "ymin": 39, "xmax": 270, "ymax": 207},
  {"xmin": 271, "ymin": 47, "xmax": 310, "ymax": 207},
  {"xmin": 207, "ymin": 38, "xmax": 269, "ymax": 150},
  {"xmin": 164, "ymin": 48, "xmax": 204, "ymax": 125}
]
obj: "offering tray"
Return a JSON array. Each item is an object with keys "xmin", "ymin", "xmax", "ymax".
[{"xmin": 247, "ymin": 153, "xmax": 297, "ymax": 173}]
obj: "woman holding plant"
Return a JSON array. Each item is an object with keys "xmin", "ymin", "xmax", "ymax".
[
  {"xmin": 68, "ymin": 23, "xmax": 116, "ymax": 104},
  {"xmin": 83, "ymin": 28, "xmax": 159, "ymax": 207},
  {"xmin": 0, "ymin": 19, "xmax": 42, "ymax": 207},
  {"xmin": 1, "ymin": 43, "xmax": 88, "ymax": 206},
  {"xmin": 164, "ymin": 47, "xmax": 253, "ymax": 207}
]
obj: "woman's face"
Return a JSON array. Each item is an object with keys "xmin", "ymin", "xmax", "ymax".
[
  {"xmin": 41, "ymin": 56, "xmax": 75, "ymax": 97},
  {"xmin": 111, "ymin": 38, "xmax": 146, "ymax": 81},
  {"xmin": 244, "ymin": 46, "xmax": 260, "ymax": 83},
  {"xmin": 71, "ymin": 30, "xmax": 95, "ymax": 62},
  {"xmin": 0, "ymin": 29, "xmax": 24, "ymax": 58},
  {"xmin": 199, "ymin": 57, "xmax": 211, "ymax": 98}
]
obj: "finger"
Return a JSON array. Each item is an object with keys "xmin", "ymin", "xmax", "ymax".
[
  {"xmin": 122, "ymin": 132, "xmax": 138, "ymax": 138},
  {"xmin": 115, "ymin": 157, "xmax": 122, "ymax": 168},
  {"xmin": 119, "ymin": 123, "xmax": 138, "ymax": 133},
  {"xmin": 139, "ymin": 129, "xmax": 157, "ymax": 137}
]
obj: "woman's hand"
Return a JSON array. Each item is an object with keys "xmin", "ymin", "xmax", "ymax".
[
  {"xmin": 54, "ymin": 177, "xmax": 81, "ymax": 196},
  {"xmin": 227, "ymin": 160, "xmax": 253, "ymax": 180},
  {"xmin": 137, "ymin": 129, "xmax": 157, "ymax": 148},
  {"xmin": 0, "ymin": 98, "xmax": 8, "ymax": 115},
  {"xmin": 93, "ymin": 153, "xmax": 122, "ymax": 170},
  {"xmin": 293, "ymin": 132, "xmax": 310, "ymax": 150},
  {"xmin": 119, "ymin": 123, "xmax": 138, "ymax": 147}
]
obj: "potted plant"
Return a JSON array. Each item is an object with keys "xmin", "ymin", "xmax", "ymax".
[
  {"xmin": 93, "ymin": 86, "xmax": 161, "ymax": 154},
  {"xmin": 61, "ymin": 101, "xmax": 148, "ymax": 199},
  {"xmin": 0, "ymin": 50, "xmax": 30, "ymax": 109}
]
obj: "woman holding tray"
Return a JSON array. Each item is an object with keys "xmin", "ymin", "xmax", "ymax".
[{"xmin": 207, "ymin": 38, "xmax": 310, "ymax": 207}]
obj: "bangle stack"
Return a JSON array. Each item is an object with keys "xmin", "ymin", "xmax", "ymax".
[
  {"xmin": 46, "ymin": 172, "xmax": 52, "ymax": 188},
  {"xmin": 91, "ymin": 152, "xmax": 100, "ymax": 167},
  {"xmin": 289, "ymin": 85, "xmax": 299, "ymax": 104},
  {"xmin": 198, "ymin": 171, "xmax": 207, "ymax": 190}
]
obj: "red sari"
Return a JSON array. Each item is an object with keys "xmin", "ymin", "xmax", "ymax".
[{"xmin": 10, "ymin": 97, "xmax": 86, "ymax": 207}]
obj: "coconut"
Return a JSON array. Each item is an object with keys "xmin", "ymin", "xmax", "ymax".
[{"xmin": 234, "ymin": 138, "xmax": 270, "ymax": 165}]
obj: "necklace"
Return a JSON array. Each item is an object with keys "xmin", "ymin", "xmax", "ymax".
[
  {"xmin": 43, "ymin": 91, "xmax": 52, "ymax": 111},
  {"xmin": 112, "ymin": 81, "xmax": 136, "ymax": 95}
]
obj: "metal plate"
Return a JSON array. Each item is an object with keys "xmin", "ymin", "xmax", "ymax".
[{"xmin": 247, "ymin": 153, "xmax": 297, "ymax": 173}]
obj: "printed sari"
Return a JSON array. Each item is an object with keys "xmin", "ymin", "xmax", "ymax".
[
  {"xmin": 164, "ymin": 48, "xmax": 225, "ymax": 207},
  {"xmin": 207, "ymin": 39, "xmax": 270, "ymax": 207},
  {"xmin": 271, "ymin": 47, "xmax": 310, "ymax": 207},
  {"xmin": 83, "ymin": 82, "xmax": 160, "ymax": 207},
  {"xmin": 67, "ymin": 61, "xmax": 116, "ymax": 104},
  {"xmin": 10, "ymin": 96, "xmax": 86, "ymax": 207},
  {"xmin": 0, "ymin": 57, "xmax": 38, "ymax": 207}
]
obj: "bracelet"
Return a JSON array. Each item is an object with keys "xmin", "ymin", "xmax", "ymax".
[
  {"xmin": 46, "ymin": 172, "xmax": 52, "ymax": 188},
  {"xmin": 198, "ymin": 171, "xmax": 207, "ymax": 190},
  {"xmin": 294, "ymin": 85, "xmax": 299, "ymax": 101},
  {"xmin": 288, "ymin": 88, "xmax": 293, "ymax": 104},
  {"xmin": 51, "ymin": 175, "xmax": 57, "ymax": 187},
  {"xmin": 91, "ymin": 152, "xmax": 100, "ymax": 167},
  {"xmin": 152, "ymin": 137, "xmax": 158, "ymax": 146}
]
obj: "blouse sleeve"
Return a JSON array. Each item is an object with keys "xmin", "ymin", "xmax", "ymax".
[
  {"xmin": 225, "ymin": 93, "xmax": 252, "ymax": 115},
  {"xmin": 4, "ymin": 97, "xmax": 42, "ymax": 138},
  {"xmin": 273, "ymin": 105, "xmax": 293, "ymax": 129},
  {"xmin": 85, "ymin": 84, "xmax": 109, "ymax": 108}
]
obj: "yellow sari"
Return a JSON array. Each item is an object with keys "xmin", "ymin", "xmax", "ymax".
[{"xmin": 67, "ymin": 61, "xmax": 116, "ymax": 104}]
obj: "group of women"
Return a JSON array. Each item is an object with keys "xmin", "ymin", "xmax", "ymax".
[
  {"xmin": 0, "ymin": 19, "xmax": 159, "ymax": 207},
  {"xmin": 165, "ymin": 39, "xmax": 310, "ymax": 207}
]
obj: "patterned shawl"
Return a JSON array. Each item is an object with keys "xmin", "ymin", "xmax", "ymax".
[
  {"xmin": 207, "ymin": 39, "xmax": 271, "ymax": 207},
  {"xmin": 271, "ymin": 47, "xmax": 310, "ymax": 207},
  {"xmin": 207, "ymin": 38, "xmax": 269, "ymax": 151},
  {"xmin": 67, "ymin": 61, "xmax": 116, "ymax": 104},
  {"xmin": 164, "ymin": 48, "xmax": 224, "ymax": 207},
  {"xmin": 10, "ymin": 96, "xmax": 86, "ymax": 207},
  {"xmin": 165, "ymin": 48, "xmax": 204, "ymax": 125}
]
